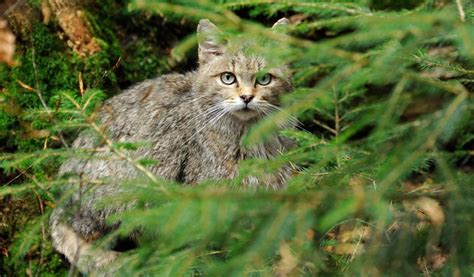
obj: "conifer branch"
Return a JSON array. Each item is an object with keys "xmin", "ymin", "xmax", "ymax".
[{"xmin": 61, "ymin": 93, "xmax": 168, "ymax": 194}]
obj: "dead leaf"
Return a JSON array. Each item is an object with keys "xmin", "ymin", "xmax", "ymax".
[
  {"xmin": 405, "ymin": 197, "xmax": 447, "ymax": 272},
  {"xmin": 44, "ymin": 201, "xmax": 56, "ymax": 209},
  {"xmin": 306, "ymin": 229, "xmax": 315, "ymax": 241},
  {"xmin": 429, "ymin": 251, "xmax": 448, "ymax": 270},
  {"xmin": 275, "ymin": 242, "xmax": 298, "ymax": 277},
  {"xmin": 17, "ymin": 80, "xmax": 38, "ymax": 92},
  {"xmin": 289, "ymin": 13, "xmax": 309, "ymax": 25},
  {"xmin": 0, "ymin": 19, "xmax": 15, "ymax": 66},
  {"xmin": 417, "ymin": 251, "xmax": 448, "ymax": 274},
  {"xmin": 41, "ymin": 0, "xmax": 52, "ymax": 24},
  {"xmin": 403, "ymin": 197, "xmax": 445, "ymax": 226},
  {"xmin": 24, "ymin": 129, "xmax": 50, "ymax": 139},
  {"xmin": 323, "ymin": 243, "xmax": 365, "ymax": 256},
  {"xmin": 337, "ymin": 225, "xmax": 371, "ymax": 243},
  {"xmin": 0, "ymin": 99, "xmax": 22, "ymax": 116}
]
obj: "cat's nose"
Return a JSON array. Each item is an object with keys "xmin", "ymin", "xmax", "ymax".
[{"xmin": 240, "ymin": 95, "xmax": 254, "ymax": 104}]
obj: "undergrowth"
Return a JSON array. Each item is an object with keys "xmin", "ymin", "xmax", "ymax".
[{"xmin": 1, "ymin": 0, "xmax": 473, "ymax": 275}]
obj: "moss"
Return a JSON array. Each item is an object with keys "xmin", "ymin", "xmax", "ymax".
[
  {"xmin": 88, "ymin": 0, "xmax": 194, "ymax": 85},
  {"xmin": 0, "ymin": 111, "xmax": 14, "ymax": 134},
  {"xmin": 121, "ymin": 39, "xmax": 169, "ymax": 83},
  {"xmin": 0, "ymin": 0, "xmax": 188, "ymax": 157},
  {"xmin": 0, "ymin": 17, "xmax": 123, "ymax": 151}
]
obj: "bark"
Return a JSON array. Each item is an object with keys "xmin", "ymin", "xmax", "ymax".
[
  {"xmin": 4, "ymin": 0, "xmax": 100, "ymax": 56},
  {"xmin": 46, "ymin": 0, "xmax": 100, "ymax": 56}
]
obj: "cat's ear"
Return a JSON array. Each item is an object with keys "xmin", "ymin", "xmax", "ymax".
[
  {"xmin": 197, "ymin": 19, "xmax": 226, "ymax": 64},
  {"xmin": 272, "ymin": 18, "xmax": 290, "ymax": 31}
]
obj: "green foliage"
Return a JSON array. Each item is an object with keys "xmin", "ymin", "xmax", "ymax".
[
  {"xmin": 0, "ymin": 20, "xmax": 111, "ymax": 152},
  {"xmin": 1, "ymin": 0, "xmax": 473, "ymax": 276}
]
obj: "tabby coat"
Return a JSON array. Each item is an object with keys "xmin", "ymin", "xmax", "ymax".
[{"xmin": 50, "ymin": 18, "xmax": 294, "ymax": 273}]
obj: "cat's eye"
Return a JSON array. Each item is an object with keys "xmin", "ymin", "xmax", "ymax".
[
  {"xmin": 256, "ymin": 73, "xmax": 272, "ymax": 86},
  {"xmin": 220, "ymin": 72, "xmax": 236, "ymax": 85}
]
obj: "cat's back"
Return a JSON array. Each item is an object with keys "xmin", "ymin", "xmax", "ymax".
[
  {"xmin": 95, "ymin": 72, "xmax": 195, "ymax": 141},
  {"xmin": 106, "ymin": 72, "xmax": 193, "ymax": 109},
  {"xmin": 60, "ymin": 71, "xmax": 196, "ymax": 179}
]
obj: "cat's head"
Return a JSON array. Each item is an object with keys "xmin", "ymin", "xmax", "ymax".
[{"xmin": 194, "ymin": 19, "xmax": 292, "ymax": 122}]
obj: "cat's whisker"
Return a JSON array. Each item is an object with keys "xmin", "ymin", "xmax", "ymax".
[
  {"xmin": 184, "ymin": 104, "xmax": 230, "ymax": 145},
  {"xmin": 186, "ymin": 104, "xmax": 223, "ymax": 128},
  {"xmin": 208, "ymin": 106, "xmax": 230, "ymax": 127},
  {"xmin": 195, "ymin": 105, "xmax": 221, "ymax": 120},
  {"xmin": 254, "ymin": 106, "xmax": 286, "ymax": 129},
  {"xmin": 214, "ymin": 107, "xmax": 235, "ymax": 130},
  {"xmin": 258, "ymin": 105, "xmax": 292, "ymax": 125},
  {"xmin": 202, "ymin": 106, "xmax": 232, "ymax": 135},
  {"xmin": 258, "ymin": 103, "xmax": 302, "ymax": 127}
]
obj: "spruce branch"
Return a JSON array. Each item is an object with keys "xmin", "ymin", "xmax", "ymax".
[
  {"xmin": 61, "ymin": 93, "xmax": 168, "ymax": 194},
  {"xmin": 30, "ymin": 43, "xmax": 70, "ymax": 149},
  {"xmin": 222, "ymin": 1, "xmax": 371, "ymax": 16}
]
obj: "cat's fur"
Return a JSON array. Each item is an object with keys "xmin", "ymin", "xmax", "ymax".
[{"xmin": 50, "ymin": 18, "xmax": 294, "ymax": 273}]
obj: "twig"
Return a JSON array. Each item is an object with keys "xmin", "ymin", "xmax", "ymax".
[
  {"xmin": 455, "ymin": 0, "xmax": 465, "ymax": 22},
  {"xmin": 342, "ymin": 223, "xmax": 365, "ymax": 272},
  {"xmin": 29, "ymin": 43, "xmax": 70, "ymax": 149},
  {"xmin": 17, "ymin": 169, "xmax": 55, "ymax": 201},
  {"xmin": 4, "ymin": 164, "xmax": 33, "ymax": 186},
  {"xmin": 62, "ymin": 93, "xmax": 167, "ymax": 193},
  {"xmin": 91, "ymin": 57, "xmax": 122, "ymax": 89},
  {"xmin": 312, "ymin": 119, "xmax": 337, "ymax": 135},
  {"xmin": 32, "ymin": 189, "xmax": 46, "ymax": 277},
  {"xmin": 88, "ymin": 119, "xmax": 164, "ymax": 188},
  {"xmin": 1, "ymin": 0, "xmax": 25, "ymax": 17},
  {"xmin": 78, "ymin": 72, "xmax": 84, "ymax": 97},
  {"xmin": 319, "ymin": 218, "xmax": 390, "ymax": 244}
]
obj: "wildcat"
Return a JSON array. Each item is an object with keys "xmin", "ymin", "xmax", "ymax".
[{"xmin": 50, "ymin": 18, "xmax": 295, "ymax": 274}]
